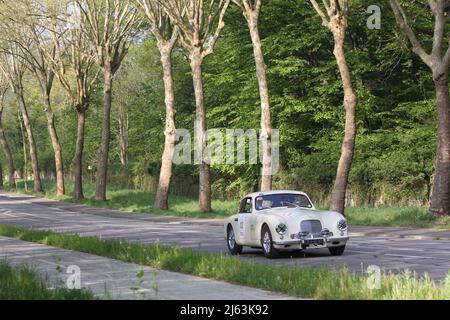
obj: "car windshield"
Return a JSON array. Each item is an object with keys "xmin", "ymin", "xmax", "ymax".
[{"xmin": 255, "ymin": 194, "xmax": 313, "ymax": 210}]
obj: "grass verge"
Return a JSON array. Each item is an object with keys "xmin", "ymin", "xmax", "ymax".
[
  {"xmin": 4, "ymin": 180, "xmax": 450, "ymax": 229},
  {"xmin": 0, "ymin": 223, "xmax": 449, "ymax": 300},
  {"xmin": 0, "ymin": 260, "xmax": 95, "ymax": 300},
  {"xmin": 345, "ymin": 206, "xmax": 450, "ymax": 229}
]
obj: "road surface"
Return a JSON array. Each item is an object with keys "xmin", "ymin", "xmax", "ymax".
[{"xmin": 0, "ymin": 192, "xmax": 449, "ymax": 281}]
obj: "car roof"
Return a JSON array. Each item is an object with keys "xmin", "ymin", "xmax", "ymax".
[{"xmin": 244, "ymin": 190, "xmax": 309, "ymax": 199}]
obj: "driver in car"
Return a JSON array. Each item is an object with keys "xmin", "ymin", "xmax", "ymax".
[{"xmin": 255, "ymin": 197, "xmax": 264, "ymax": 210}]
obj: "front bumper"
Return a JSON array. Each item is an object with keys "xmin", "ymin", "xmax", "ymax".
[{"xmin": 273, "ymin": 236, "xmax": 349, "ymax": 249}]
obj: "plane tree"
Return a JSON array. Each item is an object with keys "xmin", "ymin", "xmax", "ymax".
[
  {"xmin": 158, "ymin": 0, "xmax": 231, "ymax": 212},
  {"xmin": 231, "ymin": 0, "xmax": 273, "ymax": 192},
  {"xmin": 4, "ymin": 1, "xmax": 67, "ymax": 195},
  {"xmin": 310, "ymin": 0, "xmax": 357, "ymax": 214},
  {"xmin": 134, "ymin": 0, "xmax": 180, "ymax": 210},
  {"xmin": 74, "ymin": 0, "xmax": 142, "ymax": 201},
  {"xmin": 42, "ymin": 2, "xmax": 100, "ymax": 200},
  {"xmin": 389, "ymin": 0, "xmax": 450, "ymax": 216},
  {"xmin": 0, "ymin": 42, "xmax": 43, "ymax": 193},
  {"xmin": 0, "ymin": 75, "xmax": 16, "ymax": 188}
]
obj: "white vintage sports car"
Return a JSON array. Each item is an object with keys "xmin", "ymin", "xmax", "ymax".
[{"xmin": 224, "ymin": 190, "xmax": 349, "ymax": 258}]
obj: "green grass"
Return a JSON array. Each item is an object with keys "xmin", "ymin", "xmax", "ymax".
[
  {"xmin": 346, "ymin": 206, "xmax": 450, "ymax": 229},
  {"xmin": 5, "ymin": 180, "xmax": 450, "ymax": 229},
  {"xmin": 0, "ymin": 260, "xmax": 95, "ymax": 300},
  {"xmin": 0, "ymin": 224, "xmax": 449, "ymax": 300}
]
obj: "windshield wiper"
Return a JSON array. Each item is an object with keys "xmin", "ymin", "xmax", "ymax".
[{"xmin": 282, "ymin": 201, "xmax": 299, "ymax": 208}]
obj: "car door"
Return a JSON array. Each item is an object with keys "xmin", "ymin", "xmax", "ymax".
[
  {"xmin": 236, "ymin": 197, "xmax": 253, "ymax": 245},
  {"xmin": 249, "ymin": 196, "xmax": 265, "ymax": 244}
]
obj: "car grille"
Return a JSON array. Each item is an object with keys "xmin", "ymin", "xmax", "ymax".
[{"xmin": 301, "ymin": 220, "xmax": 322, "ymax": 236}]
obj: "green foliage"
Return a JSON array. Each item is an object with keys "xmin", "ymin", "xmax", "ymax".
[
  {"xmin": 0, "ymin": 0, "xmax": 441, "ymax": 207},
  {"xmin": 196, "ymin": 0, "xmax": 438, "ymax": 203}
]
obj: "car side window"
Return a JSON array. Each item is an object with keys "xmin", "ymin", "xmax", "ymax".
[{"xmin": 239, "ymin": 198, "xmax": 252, "ymax": 213}]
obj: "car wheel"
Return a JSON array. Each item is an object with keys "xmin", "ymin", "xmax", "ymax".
[
  {"xmin": 227, "ymin": 226, "xmax": 243, "ymax": 255},
  {"xmin": 261, "ymin": 225, "xmax": 279, "ymax": 259},
  {"xmin": 329, "ymin": 245, "xmax": 346, "ymax": 256}
]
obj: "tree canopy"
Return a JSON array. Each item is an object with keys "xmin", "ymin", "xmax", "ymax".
[{"xmin": 0, "ymin": 0, "xmax": 448, "ymax": 211}]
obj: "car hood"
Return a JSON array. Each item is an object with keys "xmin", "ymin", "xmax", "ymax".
[{"xmin": 261, "ymin": 207, "xmax": 345, "ymax": 226}]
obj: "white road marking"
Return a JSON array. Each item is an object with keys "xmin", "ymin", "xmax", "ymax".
[
  {"xmin": 390, "ymin": 247, "xmax": 426, "ymax": 252},
  {"xmin": 0, "ymin": 210, "xmax": 18, "ymax": 217},
  {"xmin": 384, "ymin": 253, "xmax": 435, "ymax": 259},
  {"xmin": 344, "ymin": 250, "xmax": 368, "ymax": 254}
]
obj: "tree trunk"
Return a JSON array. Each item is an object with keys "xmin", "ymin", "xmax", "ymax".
[
  {"xmin": 18, "ymin": 112, "xmax": 28, "ymax": 191},
  {"xmin": 17, "ymin": 93, "xmax": 42, "ymax": 193},
  {"xmin": 95, "ymin": 70, "xmax": 113, "ymax": 201},
  {"xmin": 118, "ymin": 108, "xmax": 129, "ymax": 167},
  {"xmin": 329, "ymin": 26, "xmax": 357, "ymax": 215},
  {"xmin": 43, "ymin": 95, "xmax": 65, "ymax": 196},
  {"xmin": 247, "ymin": 12, "xmax": 273, "ymax": 192},
  {"xmin": 154, "ymin": 50, "xmax": 177, "ymax": 210},
  {"xmin": 0, "ymin": 162, "xmax": 3, "ymax": 188},
  {"xmin": 190, "ymin": 51, "xmax": 211, "ymax": 212},
  {"xmin": 429, "ymin": 72, "xmax": 450, "ymax": 216},
  {"xmin": 0, "ymin": 101, "xmax": 15, "ymax": 188},
  {"xmin": 73, "ymin": 110, "xmax": 86, "ymax": 200}
]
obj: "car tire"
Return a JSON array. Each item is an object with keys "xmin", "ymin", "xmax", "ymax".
[
  {"xmin": 227, "ymin": 225, "xmax": 243, "ymax": 255},
  {"xmin": 261, "ymin": 225, "xmax": 279, "ymax": 259},
  {"xmin": 329, "ymin": 245, "xmax": 346, "ymax": 256}
]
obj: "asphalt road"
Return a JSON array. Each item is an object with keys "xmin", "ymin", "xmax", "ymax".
[{"xmin": 0, "ymin": 192, "xmax": 449, "ymax": 281}]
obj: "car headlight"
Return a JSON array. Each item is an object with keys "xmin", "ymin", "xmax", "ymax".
[
  {"xmin": 275, "ymin": 223, "xmax": 287, "ymax": 235},
  {"xmin": 337, "ymin": 219, "xmax": 348, "ymax": 231}
]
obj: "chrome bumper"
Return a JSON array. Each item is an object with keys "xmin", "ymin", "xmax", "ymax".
[{"xmin": 273, "ymin": 236, "xmax": 349, "ymax": 246}]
